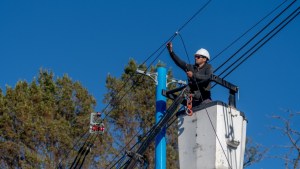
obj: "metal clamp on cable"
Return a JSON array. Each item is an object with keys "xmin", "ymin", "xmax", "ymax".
[{"xmin": 125, "ymin": 150, "xmax": 148, "ymax": 169}]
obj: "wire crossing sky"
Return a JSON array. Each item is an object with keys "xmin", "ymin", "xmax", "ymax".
[{"xmin": 1, "ymin": 1, "xmax": 300, "ymax": 168}]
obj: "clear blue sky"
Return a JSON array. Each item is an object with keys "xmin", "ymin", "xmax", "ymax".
[{"xmin": 1, "ymin": 0, "xmax": 299, "ymax": 168}]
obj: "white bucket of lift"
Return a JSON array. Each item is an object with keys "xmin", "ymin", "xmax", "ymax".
[{"xmin": 178, "ymin": 101, "xmax": 247, "ymax": 169}]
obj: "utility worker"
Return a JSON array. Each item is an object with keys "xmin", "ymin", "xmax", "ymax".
[{"xmin": 167, "ymin": 42, "xmax": 213, "ymax": 106}]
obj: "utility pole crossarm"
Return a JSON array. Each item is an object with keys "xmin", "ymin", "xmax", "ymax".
[
  {"xmin": 211, "ymin": 74, "xmax": 238, "ymax": 108},
  {"xmin": 211, "ymin": 74, "xmax": 238, "ymax": 93}
]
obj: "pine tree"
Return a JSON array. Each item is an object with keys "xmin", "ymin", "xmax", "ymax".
[
  {"xmin": 0, "ymin": 63, "xmax": 180, "ymax": 168},
  {"xmin": 103, "ymin": 59, "xmax": 179, "ymax": 168},
  {"xmin": 0, "ymin": 69, "xmax": 96, "ymax": 168}
]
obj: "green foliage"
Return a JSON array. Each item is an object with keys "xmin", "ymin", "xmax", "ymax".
[
  {"xmin": 103, "ymin": 59, "xmax": 179, "ymax": 168},
  {"xmin": 0, "ymin": 69, "xmax": 96, "ymax": 168},
  {"xmin": 0, "ymin": 60, "xmax": 179, "ymax": 168}
]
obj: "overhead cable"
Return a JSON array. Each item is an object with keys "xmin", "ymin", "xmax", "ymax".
[
  {"xmin": 210, "ymin": 0, "xmax": 289, "ymax": 63},
  {"xmin": 69, "ymin": 134, "xmax": 92, "ymax": 169},
  {"xmin": 107, "ymin": 123, "xmax": 160, "ymax": 169},
  {"xmin": 77, "ymin": 136, "xmax": 98, "ymax": 169},
  {"xmin": 214, "ymin": 0, "xmax": 296, "ymax": 74},
  {"xmin": 177, "ymin": 0, "xmax": 212, "ymax": 32},
  {"xmin": 56, "ymin": 129, "xmax": 90, "ymax": 168},
  {"xmin": 104, "ymin": 2, "xmax": 299, "ymax": 168},
  {"xmin": 222, "ymin": 7, "xmax": 299, "ymax": 79},
  {"xmin": 101, "ymin": 0, "xmax": 212, "ymax": 121},
  {"xmin": 178, "ymin": 31, "xmax": 233, "ymax": 169},
  {"xmin": 101, "ymin": 2, "xmax": 214, "ymax": 168}
]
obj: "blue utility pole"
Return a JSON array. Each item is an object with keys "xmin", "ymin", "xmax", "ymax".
[
  {"xmin": 136, "ymin": 67, "xmax": 185, "ymax": 169},
  {"xmin": 155, "ymin": 67, "xmax": 167, "ymax": 169}
]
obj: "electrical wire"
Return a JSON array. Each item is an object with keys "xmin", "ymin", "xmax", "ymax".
[
  {"xmin": 77, "ymin": 135, "xmax": 98, "ymax": 169},
  {"xmin": 69, "ymin": 134, "xmax": 92, "ymax": 169},
  {"xmin": 120, "ymin": 86, "xmax": 189, "ymax": 169},
  {"xmin": 103, "ymin": 88, "xmax": 166, "ymax": 168},
  {"xmin": 204, "ymin": 6, "xmax": 299, "ymax": 165},
  {"xmin": 178, "ymin": 33, "xmax": 233, "ymax": 169},
  {"xmin": 178, "ymin": 33, "xmax": 190, "ymax": 63},
  {"xmin": 146, "ymin": 0, "xmax": 212, "ymax": 69},
  {"xmin": 222, "ymin": 7, "xmax": 299, "ymax": 79},
  {"xmin": 70, "ymin": 1, "xmax": 299, "ymax": 168},
  {"xmin": 209, "ymin": 0, "xmax": 289, "ymax": 63},
  {"xmin": 99, "ymin": 2, "xmax": 214, "ymax": 168},
  {"xmin": 71, "ymin": 134, "xmax": 97, "ymax": 169},
  {"xmin": 164, "ymin": 106, "xmax": 186, "ymax": 131},
  {"xmin": 218, "ymin": 5, "xmax": 299, "ymax": 79},
  {"xmin": 108, "ymin": 2, "xmax": 299, "ymax": 168},
  {"xmin": 102, "ymin": 0, "xmax": 212, "ymax": 121},
  {"xmin": 214, "ymin": 0, "xmax": 296, "ymax": 74},
  {"xmin": 102, "ymin": 74, "xmax": 146, "ymax": 120},
  {"xmin": 56, "ymin": 128, "xmax": 90, "ymax": 168},
  {"xmin": 209, "ymin": 1, "xmax": 298, "ymax": 90},
  {"xmin": 101, "ymin": 32, "xmax": 177, "ymax": 122},
  {"xmin": 177, "ymin": 0, "xmax": 212, "ymax": 33},
  {"xmin": 69, "ymin": 134, "xmax": 92, "ymax": 168},
  {"xmin": 101, "ymin": 33, "xmax": 177, "ymax": 121},
  {"xmin": 107, "ymin": 122, "xmax": 160, "ymax": 169},
  {"xmin": 105, "ymin": 1, "xmax": 226, "ymax": 166}
]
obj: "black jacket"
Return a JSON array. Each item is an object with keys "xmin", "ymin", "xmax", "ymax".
[{"xmin": 169, "ymin": 51, "xmax": 213, "ymax": 101}]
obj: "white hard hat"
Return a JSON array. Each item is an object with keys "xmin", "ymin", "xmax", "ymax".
[{"xmin": 195, "ymin": 48, "xmax": 210, "ymax": 60}]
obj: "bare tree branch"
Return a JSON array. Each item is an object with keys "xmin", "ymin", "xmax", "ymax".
[{"xmin": 269, "ymin": 110, "xmax": 300, "ymax": 169}]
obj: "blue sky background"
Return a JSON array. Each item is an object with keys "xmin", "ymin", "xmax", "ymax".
[{"xmin": 0, "ymin": 0, "xmax": 299, "ymax": 168}]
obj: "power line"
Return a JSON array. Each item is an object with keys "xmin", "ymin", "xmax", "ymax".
[
  {"xmin": 146, "ymin": 0, "xmax": 213, "ymax": 69},
  {"xmin": 107, "ymin": 122, "xmax": 161, "ymax": 169},
  {"xmin": 98, "ymin": 2, "xmax": 214, "ymax": 168},
  {"xmin": 71, "ymin": 134, "xmax": 98, "ymax": 169},
  {"xmin": 101, "ymin": 32, "xmax": 177, "ymax": 121},
  {"xmin": 177, "ymin": 29, "xmax": 233, "ymax": 169},
  {"xmin": 222, "ymin": 7, "xmax": 299, "ymax": 79},
  {"xmin": 56, "ymin": 129, "xmax": 90, "ymax": 169},
  {"xmin": 79, "ymin": 1, "xmax": 300, "ymax": 168},
  {"xmin": 177, "ymin": 0, "xmax": 212, "ymax": 32},
  {"xmin": 77, "ymin": 136, "xmax": 98, "ymax": 169},
  {"xmin": 121, "ymin": 87, "xmax": 188, "ymax": 169},
  {"xmin": 214, "ymin": 0, "xmax": 296, "ymax": 74},
  {"xmin": 102, "ymin": 74, "xmax": 146, "ymax": 120},
  {"xmin": 115, "ymin": 3, "xmax": 298, "ymax": 169},
  {"xmin": 70, "ymin": 134, "xmax": 91, "ymax": 168},
  {"xmin": 102, "ymin": 0, "xmax": 212, "ymax": 121},
  {"xmin": 209, "ymin": 0, "xmax": 289, "ymax": 63}
]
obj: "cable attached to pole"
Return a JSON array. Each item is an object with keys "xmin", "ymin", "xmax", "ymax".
[
  {"xmin": 102, "ymin": 0, "xmax": 212, "ymax": 123},
  {"xmin": 177, "ymin": 33, "xmax": 233, "ymax": 169},
  {"xmin": 77, "ymin": 136, "xmax": 98, "ymax": 169},
  {"xmin": 70, "ymin": 134, "xmax": 92, "ymax": 169},
  {"xmin": 101, "ymin": 2, "xmax": 215, "ymax": 168},
  {"xmin": 177, "ymin": 0, "xmax": 212, "ymax": 33},
  {"xmin": 56, "ymin": 129, "xmax": 90, "ymax": 169},
  {"xmin": 106, "ymin": 122, "xmax": 160, "ymax": 169}
]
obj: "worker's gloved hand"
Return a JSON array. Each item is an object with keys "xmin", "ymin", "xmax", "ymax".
[
  {"xmin": 186, "ymin": 71, "xmax": 193, "ymax": 78},
  {"xmin": 167, "ymin": 42, "xmax": 173, "ymax": 52}
]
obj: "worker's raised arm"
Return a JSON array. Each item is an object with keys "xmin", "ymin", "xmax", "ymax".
[{"xmin": 167, "ymin": 42, "xmax": 188, "ymax": 71}]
